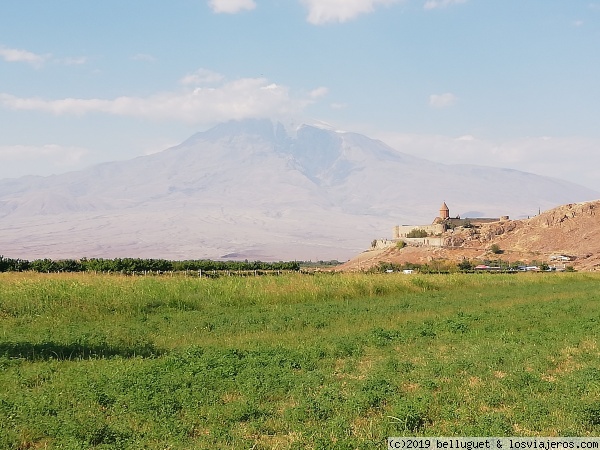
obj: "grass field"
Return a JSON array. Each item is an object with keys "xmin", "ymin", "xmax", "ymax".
[{"xmin": 1, "ymin": 272, "xmax": 599, "ymax": 449}]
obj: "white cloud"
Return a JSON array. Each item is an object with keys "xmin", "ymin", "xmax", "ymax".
[
  {"xmin": 0, "ymin": 75, "xmax": 324, "ymax": 124},
  {"xmin": 0, "ymin": 45, "xmax": 50, "ymax": 67},
  {"xmin": 180, "ymin": 68, "xmax": 224, "ymax": 85},
  {"xmin": 208, "ymin": 0, "xmax": 256, "ymax": 14},
  {"xmin": 309, "ymin": 87, "xmax": 329, "ymax": 99},
  {"xmin": 429, "ymin": 92, "xmax": 458, "ymax": 108},
  {"xmin": 424, "ymin": 0, "xmax": 466, "ymax": 10},
  {"xmin": 0, "ymin": 45, "xmax": 89, "ymax": 67},
  {"xmin": 301, "ymin": 0, "xmax": 400, "ymax": 25}
]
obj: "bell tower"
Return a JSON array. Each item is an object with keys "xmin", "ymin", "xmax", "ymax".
[{"xmin": 439, "ymin": 202, "xmax": 449, "ymax": 220}]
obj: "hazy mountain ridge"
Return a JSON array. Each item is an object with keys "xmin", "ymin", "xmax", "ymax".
[{"xmin": 0, "ymin": 119, "xmax": 597, "ymax": 261}]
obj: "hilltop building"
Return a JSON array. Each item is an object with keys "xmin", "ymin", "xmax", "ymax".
[
  {"xmin": 391, "ymin": 203, "xmax": 508, "ymax": 244},
  {"xmin": 370, "ymin": 203, "xmax": 509, "ymax": 250}
]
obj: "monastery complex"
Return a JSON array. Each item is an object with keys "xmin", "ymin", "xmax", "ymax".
[{"xmin": 374, "ymin": 202, "xmax": 509, "ymax": 249}]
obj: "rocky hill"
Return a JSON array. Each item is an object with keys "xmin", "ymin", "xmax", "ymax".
[{"xmin": 339, "ymin": 200, "xmax": 600, "ymax": 271}]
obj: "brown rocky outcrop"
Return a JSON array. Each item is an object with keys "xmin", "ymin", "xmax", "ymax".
[{"xmin": 339, "ymin": 200, "xmax": 600, "ymax": 272}]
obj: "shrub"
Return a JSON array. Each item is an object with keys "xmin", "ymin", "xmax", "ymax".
[
  {"xmin": 406, "ymin": 228, "xmax": 428, "ymax": 238},
  {"xmin": 489, "ymin": 244, "xmax": 502, "ymax": 254},
  {"xmin": 396, "ymin": 240, "xmax": 406, "ymax": 249},
  {"xmin": 457, "ymin": 259, "xmax": 472, "ymax": 271}
]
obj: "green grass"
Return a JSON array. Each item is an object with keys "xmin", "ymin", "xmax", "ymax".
[{"xmin": 1, "ymin": 272, "xmax": 599, "ymax": 448}]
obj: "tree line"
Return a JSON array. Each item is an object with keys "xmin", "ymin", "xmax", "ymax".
[{"xmin": 0, "ymin": 256, "xmax": 301, "ymax": 274}]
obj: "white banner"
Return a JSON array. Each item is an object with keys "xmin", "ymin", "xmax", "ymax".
[{"xmin": 388, "ymin": 438, "xmax": 600, "ymax": 450}]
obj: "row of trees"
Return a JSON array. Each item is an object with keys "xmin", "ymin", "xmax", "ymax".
[{"xmin": 0, "ymin": 256, "xmax": 301, "ymax": 274}]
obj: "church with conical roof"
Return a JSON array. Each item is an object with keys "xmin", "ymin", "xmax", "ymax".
[
  {"xmin": 439, "ymin": 202, "xmax": 449, "ymax": 220},
  {"xmin": 392, "ymin": 202, "xmax": 507, "ymax": 240}
]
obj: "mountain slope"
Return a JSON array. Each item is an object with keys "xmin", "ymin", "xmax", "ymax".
[{"xmin": 0, "ymin": 119, "xmax": 597, "ymax": 261}]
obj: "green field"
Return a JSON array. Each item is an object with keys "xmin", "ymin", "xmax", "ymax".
[{"xmin": 1, "ymin": 272, "xmax": 599, "ymax": 449}]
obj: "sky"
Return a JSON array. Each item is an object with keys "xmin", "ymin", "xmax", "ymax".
[{"xmin": 2, "ymin": 0, "xmax": 600, "ymax": 191}]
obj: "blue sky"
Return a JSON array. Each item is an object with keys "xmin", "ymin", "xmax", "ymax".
[{"xmin": 2, "ymin": 0, "xmax": 600, "ymax": 190}]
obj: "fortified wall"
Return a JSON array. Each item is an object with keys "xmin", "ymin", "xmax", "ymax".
[
  {"xmin": 372, "ymin": 237, "xmax": 445, "ymax": 249},
  {"xmin": 393, "ymin": 224, "xmax": 445, "ymax": 239}
]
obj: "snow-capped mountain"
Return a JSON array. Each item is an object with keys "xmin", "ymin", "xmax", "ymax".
[{"xmin": 0, "ymin": 119, "xmax": 597, "ymax": 261}]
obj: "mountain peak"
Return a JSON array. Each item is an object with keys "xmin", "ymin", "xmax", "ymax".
[
  {"xmin": 183, "ymin": 118, "xmax": 285, "ymax": 146},
  {"xmin": 0, "ymin": 120, "xmax": 598, "ymax": 261}
]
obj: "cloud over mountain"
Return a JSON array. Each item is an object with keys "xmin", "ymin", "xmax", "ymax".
[{"xmin": 0, "ymin": 78, "xmax": 310, "ymax": 124}]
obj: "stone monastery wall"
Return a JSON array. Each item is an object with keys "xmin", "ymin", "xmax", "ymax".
[{"xmin": 393, "ymin": 224, "xmax": 445, "ymax": 239}]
